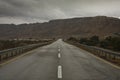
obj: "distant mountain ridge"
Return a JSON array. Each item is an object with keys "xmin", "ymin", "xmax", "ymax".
[{"xmin": 0, "ymin": 16, "xmax": 120, "ymax": 39}]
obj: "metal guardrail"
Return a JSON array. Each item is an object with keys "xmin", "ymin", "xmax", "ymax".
[
  {"xmin": 0, "ymin": 42, "xmax": 52, "ymax": 62},
  {"xmin": 81, "ymin": 44, "xmax": 120, "ymax": 61},
  {"xmin": 69, "ymin": 42, "xmax": 120, "ymax": 64}
]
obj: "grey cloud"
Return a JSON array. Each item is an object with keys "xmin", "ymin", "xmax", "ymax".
[{"xmin": 0, "ymin": 0, "xmax": 120, "ymax": 24}]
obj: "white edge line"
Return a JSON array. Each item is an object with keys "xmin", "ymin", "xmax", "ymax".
[
  {"xmin": 75, "ymin": 46, "xmax": 120, "ymax": 69},
  {"xmin": 0, "ymin": 49, "xmax": 36, "ymax": 66},
  {"xmin": 66, "ymin": 42, "xmax": 120, "ymax": 69}
]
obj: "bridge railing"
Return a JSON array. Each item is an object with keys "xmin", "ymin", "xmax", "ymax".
[
  {"xmin": 81, "ymin": 44, "xmax": 120, "ymax": 61},
  {"xmin": 68, "ymin": 42, "xmax": 120, "ymax": 64},
  {"xmin": 0, "ymin": 42, "xmax": 52, "ymax": 62}
]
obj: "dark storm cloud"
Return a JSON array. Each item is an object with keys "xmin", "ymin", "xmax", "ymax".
[{"xmin": 0, "ymin": 0, "xmax": 120, "ymax": 24}]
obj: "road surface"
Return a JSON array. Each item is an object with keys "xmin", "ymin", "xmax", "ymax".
[{"xmin": 0, "ymin": 39, "xmax": 120, "ymax": 80}]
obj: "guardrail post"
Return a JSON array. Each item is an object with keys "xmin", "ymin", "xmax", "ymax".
[{"xmin": 0, "ymin": 55, "xmax": 2, "ymax": 61}]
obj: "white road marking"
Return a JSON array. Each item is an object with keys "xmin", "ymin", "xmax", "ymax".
[
  {"xmin": 58, "ymin": 48, "xmax": 60, "ymax": 52},
  {"xmin": 58, "ymin": 53, "xmax": 61, "ymax": 58},
  {"xmin": 58, "ymin": 65, "xmax": 62, "ymax": 79}
]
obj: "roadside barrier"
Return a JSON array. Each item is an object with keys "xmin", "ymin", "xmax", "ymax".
[
  {"xmin": 68, "ymin": 41, "xmax": 120, "ymax": 65},
  {"xmin": 0, "ymin": 42, "xmax": 52, "ymax": 62}
]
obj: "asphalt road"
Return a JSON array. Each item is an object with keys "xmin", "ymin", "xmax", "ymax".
[{"xmin": 0, "ymin": 39, "xmax": 120, "ymax": 80}]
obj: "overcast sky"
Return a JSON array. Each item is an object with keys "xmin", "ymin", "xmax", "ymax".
[{"xmin": 0, "ymin": 0, "xmax": 120, "ymax": 24}]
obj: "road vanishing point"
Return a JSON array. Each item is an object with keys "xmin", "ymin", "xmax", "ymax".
[{"xmin": 0, "ymin": 39, "xmax": 120, "ymax": 80}]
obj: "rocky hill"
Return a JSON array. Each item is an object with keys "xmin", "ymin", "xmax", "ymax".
[{"xmin": 0, "ymin": 16, "xmax": 120, "ymax": 39}]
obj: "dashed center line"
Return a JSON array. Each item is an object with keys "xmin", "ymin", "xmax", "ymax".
[
  {"xmin": 58, "ymin": 48, "xmax": 60, "ymax": 52},
  {"xmin": 57, "ymin": 48, "xmax": 62, "ymax": 79},
  {"xmin": 58, "ymin": 53, "xmax": 61, "ymax": 58},
  {"xmin": 58, "ymin": 65, "xmax": 62, "ymax": 79}
]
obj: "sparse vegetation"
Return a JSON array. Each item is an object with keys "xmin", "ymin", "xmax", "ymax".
[
  {"xmin": 100, "ymin": 36, "xmax": 120, "ymax": 51},
  {"xmin": 0, "ymin": 39, "xmax": 51, "ymax": 51},
  {"xmin": 68, "ymin": 35, "xmax": 120, "ymax": 52},
  {"xmin": 67, "ymin": 37, "xmax": 78, "ymax": 42},
  {"xmin": 80, "ymin": 36, "xmax": 99, "ymax": 46}
]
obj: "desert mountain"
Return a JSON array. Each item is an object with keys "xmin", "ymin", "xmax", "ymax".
[{"xmin": 0, "ymin": 16, "xmax": 120, "ymax": 39}]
